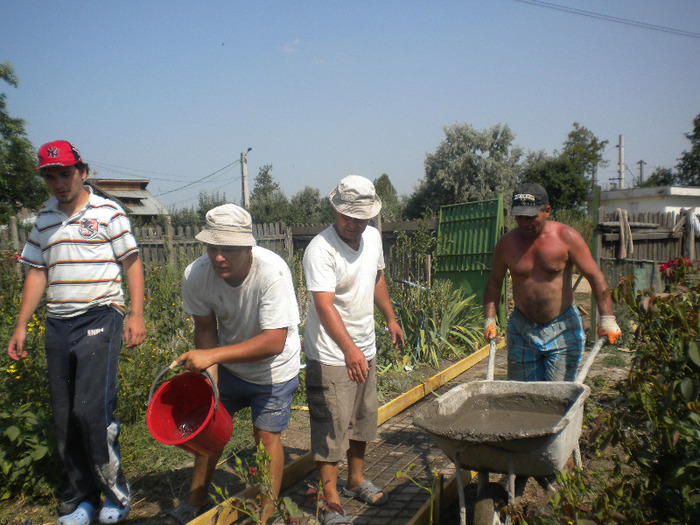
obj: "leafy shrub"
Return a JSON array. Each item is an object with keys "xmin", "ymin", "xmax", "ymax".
[
  {"xmin": 518, "ymin": 265, "xmax": 700, "ymax": 524},
  {"xmin": 0, "ymin": 403, "xmax": 58, "ymax": 500},
  {"xmin": 393, "ymin": 279, "xmax": 482, "ymax": 368}
]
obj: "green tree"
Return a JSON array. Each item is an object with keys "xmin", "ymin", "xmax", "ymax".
[
  {"xmin": 0, "ymin": 62, "xmax": 47, "ymax": 222},
  {"xmin": 248, "ymin": 164, "xmax": 289, "ymax": 223},
  {"xmin": 197, "ymin": 190, "xmax": 228, "ymax": 220},
  {"xmin": 521, "ymin": 157, "xmax": 591, "ymax": 212},
  {"xmin": 637, "ymin": 166, "xmax": 676, "ymax": 188},
  {"xmin": 287, "ymin": 185, "xmax": 333, "ymax": 224},
  {"xmin": 561, "ymin": 122, "xmax": 609, "ymax": 181},
  {"xmin": 373, "ymin": 173, "xmax": 404, "ymax": 221},
  {"xmin": 676, "ymin": 113, "xmax": 700, "ymax": 187},
  {"xmin": 406, "ymin": 123, "xmax": 522, "ymax": 218}
]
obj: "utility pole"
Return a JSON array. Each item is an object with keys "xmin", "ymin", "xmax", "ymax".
[
  {"xmin": 637, "ymin": 160, "xmax": 647, "ymax": 186},
  {"xmin": 241, "ymin": 147, "xmax": 252, "ymax": 209},
  {"xmin": 616, "ymin": 135, "xmax": 625, "ymax": 189}
]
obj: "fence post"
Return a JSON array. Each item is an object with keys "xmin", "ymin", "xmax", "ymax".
[
  {"xmin": 164, "ymin": 217, "xmax": 176, "ymax": 269},
  {"xmin": 284, "ymin": 223, "xmax": 293, "ymax": 263},
  {"xmin": 10, "ymin": 216, "xmax": 21, "ymax": 277},
  {"xmin": 685, "ymin": 208, "xmax": 696, "ymax": 261}
]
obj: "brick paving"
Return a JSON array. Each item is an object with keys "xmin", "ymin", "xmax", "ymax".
[{"xmin": 280, "ymin": 350, "xmax": 507, "ymax": 524}]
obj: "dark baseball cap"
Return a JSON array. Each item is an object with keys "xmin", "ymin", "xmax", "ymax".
[{"xmin": 511, "ymin": 183, "xmax": 549, "ymax": 216}]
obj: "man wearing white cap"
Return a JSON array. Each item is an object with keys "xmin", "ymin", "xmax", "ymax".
[
  {"xmin": 303, "ymin": 175, "xmax": 404, "ymax": 524},
  {"xmin": 164, "ymin": 204, "xmax": 301, "ymax": 524}
]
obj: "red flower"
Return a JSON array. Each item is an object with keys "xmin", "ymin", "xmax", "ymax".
[{"xmin": 249, "ymin": 467, "xmax": 256, "ymax": 476}]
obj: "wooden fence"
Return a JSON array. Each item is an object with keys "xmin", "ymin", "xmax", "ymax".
[
  {"xmin": 599, "ymin": 208, "xmax": 698, "ymax": 263},
  {"xmin": 1, "ymin": 217, "xmax": 434, "ymax": 286},
  {"xmin": 597, "ymin": 208, "xmax": 699, "ymax": 293}
]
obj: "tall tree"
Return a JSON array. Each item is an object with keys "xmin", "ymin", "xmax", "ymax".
[
  {"xmin": 406, "ymin": 123, "xmax": 522, "ymax": 218},
  {"xmin": 373, "ymin": 173, "xmax": 403, "ymax": 221},
  {"xmin": 675, "ymin": 113, "xmax": 700, "ymax": 187},
  {"xmin": 561, "ymin": 122, "xmax": 609, "ymax": 182},
  {"xmin": 287, "ymin": 186, "xmax": 333, "ymax": 224},
  {"xmin": 0, "ymin": 62, "xmax": 47, "ymax": 222},
  {"xmin": 521, "ymin": 157, "xmax": 592, "ymax": 212},
  {"xmin": 248, "ymin": 164, "xmax": 289, "ymax": 223}
]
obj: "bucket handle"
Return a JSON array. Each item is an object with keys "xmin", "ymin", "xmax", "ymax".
[{"xmin": 146, "ymin": 360, "xmax": 220, "ymax": 411}]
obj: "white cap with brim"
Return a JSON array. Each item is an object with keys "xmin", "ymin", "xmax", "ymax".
[
  {"xmin": 329, "ymin": 175, "xmax": 382, "ymax": 220},
  {"xmin": 195, "ymin": 204, "xmax": 257, "ymax": 246}
]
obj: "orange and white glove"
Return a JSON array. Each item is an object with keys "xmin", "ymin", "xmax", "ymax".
[
  {"xmin": 484, "ymin": 317, "xmax": 498, "ymax": 341},
  {"xmin": 598, "ymin": 315, "xmax": 622, "ymax": 344}
]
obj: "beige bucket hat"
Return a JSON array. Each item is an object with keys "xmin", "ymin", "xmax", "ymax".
[
  {"xmin": 195, "ymin": 204, "xmax": 257, "ymax": 246},
  {"xmin": 329, "ymin": 175, "xmax": 382, "ymax": 220}
]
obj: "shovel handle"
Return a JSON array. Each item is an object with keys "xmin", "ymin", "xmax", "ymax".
[
  {"xmin": 146, "ymin": 361, "xmax": 220, "ymax": 411},
  {"xmin": 574, "ymin": 337, "xmax": 608, "ymax": 383}
]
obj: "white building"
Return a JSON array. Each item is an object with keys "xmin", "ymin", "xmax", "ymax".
[{"xmin": 600, "ymin": 186, "xmax": 700, "ymax": 234}]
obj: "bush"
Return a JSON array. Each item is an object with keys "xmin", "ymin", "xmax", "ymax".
[
  {"xmin": 391, "ymin": 279, "xmax": 482, "ymax": 368},
  {"xmin": 518, "ymin": 264, "xmax": 700, "ymax": 524}
]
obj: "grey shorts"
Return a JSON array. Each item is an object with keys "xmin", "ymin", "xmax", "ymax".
[{"xmin": 305, "ymin": 358, "xmax": 378, "ymax": 463}]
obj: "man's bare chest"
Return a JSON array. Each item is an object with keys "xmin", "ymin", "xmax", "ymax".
[{"xmin": 506, "ymin": 242, "xmax": 570, "ymax": 280}]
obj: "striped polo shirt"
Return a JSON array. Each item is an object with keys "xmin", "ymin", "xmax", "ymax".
[{"xmin": 20, "ymin": 188, "xmax": 139, "ymax": 319}]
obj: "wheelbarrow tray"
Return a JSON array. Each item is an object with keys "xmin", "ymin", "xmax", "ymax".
[{"xmin": 414, "ymin": 380, "xmax": 590, "ymax": 477}]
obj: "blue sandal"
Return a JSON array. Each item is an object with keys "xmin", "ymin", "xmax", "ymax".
[
  {"xmin": 99, "ymin": 500, "xmax": 130, "ymax": 524},
  {"xmin": 57, "ymin": 501, "xmax": 98, "ymax": 525}
]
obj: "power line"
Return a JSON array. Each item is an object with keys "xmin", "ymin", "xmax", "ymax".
[
  {"xmin": 511, "ymin": 0, "xmax": 700, "ymax": 40},
  {"xmin": 155, "ymin": 160, "xmax": 241, "ymax": 197}
]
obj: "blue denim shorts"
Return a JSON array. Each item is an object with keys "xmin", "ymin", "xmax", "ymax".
[
  {"xmin": 217, "ymin": 367, "xmax": 299, "ymax": 433},
  {"xmin": 506, "ymin": 305, "xmax": 586, "ymax": 382}
]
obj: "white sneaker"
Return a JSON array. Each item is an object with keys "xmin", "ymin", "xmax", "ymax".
[{"xmin": 57, "ymin": 501, "xmax": 97, "ymax": 525}]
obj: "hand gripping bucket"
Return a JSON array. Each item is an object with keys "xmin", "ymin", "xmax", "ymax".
[{"xmin": 146, "ymin": 362, "xmax": 233, "ymax": 456}]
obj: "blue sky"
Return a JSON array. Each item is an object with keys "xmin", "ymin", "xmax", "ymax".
[{"xmin": 3, "ymin": 1, "xmax": 699, "ymax": 209}]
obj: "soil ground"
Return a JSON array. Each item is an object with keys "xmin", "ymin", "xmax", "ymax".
[{"xmin": 1, "ymin": 283, "xmax": 632, "ymax": 524}]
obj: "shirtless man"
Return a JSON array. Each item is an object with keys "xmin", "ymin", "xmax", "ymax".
[{"xmin": 483, "ymin": 183, "xmax": 621, "ymax": 381}]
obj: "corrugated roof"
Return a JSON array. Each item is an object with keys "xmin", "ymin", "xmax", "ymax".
[{"xmin": 87, "ymin": 180, "xmax": 169, "ymax": 216}]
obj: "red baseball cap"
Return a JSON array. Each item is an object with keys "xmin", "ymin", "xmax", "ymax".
[{"xmin": 34, "ymin": 140, "xmax": 82, "ymax": 170}]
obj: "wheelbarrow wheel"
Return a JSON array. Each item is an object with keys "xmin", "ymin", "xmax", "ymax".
[{"xmin": 473, "ymin": 482, "xmax": 507, "ymax": 525}]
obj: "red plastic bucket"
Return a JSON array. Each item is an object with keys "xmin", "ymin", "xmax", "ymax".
[{"xmin": 146, "ymin": 365, "xmax": 232, "ymax": 456}]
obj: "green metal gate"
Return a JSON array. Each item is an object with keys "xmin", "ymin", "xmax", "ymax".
[{"xmin": 435, "ymin": 195, "xmax": 505, "ymax": 325}]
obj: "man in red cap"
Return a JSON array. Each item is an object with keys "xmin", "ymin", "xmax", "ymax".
[{"xmin": 7, "ymin": 140, "xmax": 145, "ymax": 525}]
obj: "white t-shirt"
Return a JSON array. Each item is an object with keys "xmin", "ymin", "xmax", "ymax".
[
  {"xmin": 182, "ymin": 246, "xmax": 301, "ymax": 385},
  {"xmin": 303, "ymin": 225, "xmax": 385, "ymax": 365}
]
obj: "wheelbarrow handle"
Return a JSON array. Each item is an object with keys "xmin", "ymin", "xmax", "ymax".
[
  {"xmin": 486, "ymin": 338, "xmax": 497, "ymax": 381},
  {"xmin": 146, "ymin": 361, "xmax": 220, "ymax": 411},
  {"xmin": 575, "ymin": 337, "xmax": 608, "ymax": 383}
]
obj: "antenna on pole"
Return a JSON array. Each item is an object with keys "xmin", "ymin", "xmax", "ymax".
[
  {"xmin": 241, "ymin": 147, "xmax": 252, "ymax": 209},
  {"xmin": 637, "ymin": 160, "xmax": 647, "ymax": 185}
]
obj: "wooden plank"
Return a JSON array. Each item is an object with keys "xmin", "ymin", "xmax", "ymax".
[
  {"xmin": 191, "ymin": 342, "xmax": 494, "ymax": 525},
  {"xmin": 377, "ymin": 342, "xmax": 497, "ymax": 424}
]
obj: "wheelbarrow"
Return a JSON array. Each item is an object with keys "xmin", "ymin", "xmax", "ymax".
[{"xmin": 413, "ymin": 336, "xmax": 607, "ymax": 525}]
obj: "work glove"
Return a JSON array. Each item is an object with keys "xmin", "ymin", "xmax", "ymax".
[
  {"xmin": 484, "ymin": 317, "xmax": 498, "ymax": 341},
  {"xmin": 598, "ymin": 315, "xmax": 622, "ymax": 344}
]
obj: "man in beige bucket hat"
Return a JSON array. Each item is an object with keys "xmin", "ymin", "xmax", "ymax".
[
  {"xmin": 164, "ymin": 204, "xmax": 301, "ymax": 524},
  {"xmin": 303, "ymin": 176, "xmax": 404, "ymax": 524}
]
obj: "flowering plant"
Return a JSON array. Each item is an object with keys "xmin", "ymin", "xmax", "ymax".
[{"xmin": 660, "ymin": 257, "xmax": 693, "ymax": 286}]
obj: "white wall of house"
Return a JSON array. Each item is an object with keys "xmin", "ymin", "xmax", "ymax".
[
  {"xmin": 600, "ymin": 186, "xmax": 700, "ymax": 233},
  {"xmin": 601, "ymin": 186, "xmax": 700, "ymax": 214}
]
